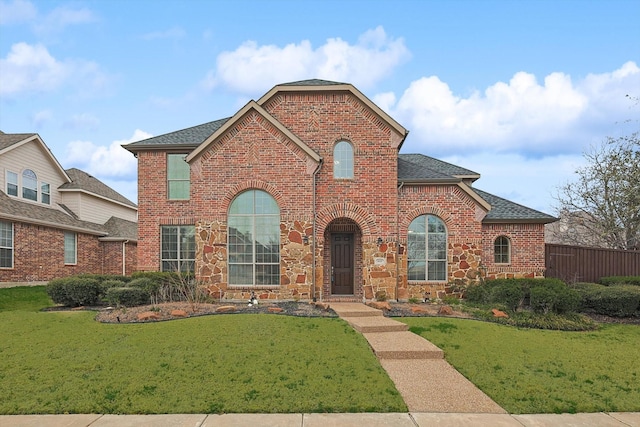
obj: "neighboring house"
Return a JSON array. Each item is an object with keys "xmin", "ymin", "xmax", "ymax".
[
  {"xmin": 124, "ymin": 80, "xmax": 556, "ymax": 301},
  {"xmin": 0, "ymin": 131, "xmax": 138, "ymax": 282}
]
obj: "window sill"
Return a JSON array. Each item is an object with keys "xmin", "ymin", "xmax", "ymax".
[{"xmin": 227, "ymin": 285, "xmax": 280, "ymax": 290}]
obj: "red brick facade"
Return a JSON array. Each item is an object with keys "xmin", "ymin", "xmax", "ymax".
[
  {"xmin": 0, "ymin": 221, "xmax": 137, "ymax": 282},
  {"xmin": 130, "ymin": 82, "xmax": 551, "ymax": 301}
]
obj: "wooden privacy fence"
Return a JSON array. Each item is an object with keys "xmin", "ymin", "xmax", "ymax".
[{"xmin": 545, "ymin": 244, "xmax": 640, "ymax": 283}]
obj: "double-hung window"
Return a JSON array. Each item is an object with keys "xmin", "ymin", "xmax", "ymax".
[
  {"xmin": 161, "ymin": 225, "xmax": 195, "ymax": 273},
  {"xmin": 22, "ymin": 169, "xmax": 37, "ymax": 201},
  {"xmin": 0, "ymin": 221, "xmax": 13, "ymax": 268},
  {"xmin": 228, "ymin": 190, "xmax": 280, "ymax": 286},
  {"xmin": 167, "ymin": 154, "xmax": 190, "ymax": 200},
  {"xmin": 407, "ymin": 215, "xmax": 447, "ymax": 281},
  {"xmin": 6, "ymin": 171, "xmax": 18, "ymax": 196}
]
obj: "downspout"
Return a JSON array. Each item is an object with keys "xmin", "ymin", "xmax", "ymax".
[
  {"xmin": 312, "ymin": 159, "xmax": 323, "ymax": 302},
  {"xmin": 396, "ymin": 182, "xmax": 404, "ymax": 302},
  {"xmin": 122, "ymin": 240, "xmax": 129, "ymax": 276}
]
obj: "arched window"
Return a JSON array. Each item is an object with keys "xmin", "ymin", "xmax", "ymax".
[
  {"xmin": 408, "ymin": 215, "xmax": 447, "ymax": 281},
  {"xmin": 22, "ymin": 169, "xmax": 37, "ymax": 201},
  {"xmin": 333, "ymin": 141, "xmax": 353, "ymax": 179},
  {"xmin": 228, "ymin": 190, "xmax": 280, "ymax": 286},
  {"xmin": 494, "ymin": 236, "xmax": 511, "ymax": 264}
]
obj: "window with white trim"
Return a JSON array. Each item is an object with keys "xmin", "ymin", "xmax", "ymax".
[
  {"xmin": 64, "ymin": 232, "xmax": 77, "ymax": 265},
  {"xmin": 407, "ymin": 215, "xmax": 447, "ymax": 281},
  {"xmin": 41, "ymin": 183, "xmax": 50, "ymax": 205},
  {"xmin": 0, "ymin": 221, "xmax": 13, "ymax": 268},
  {"xmin": 228, "ymin": 190, "xmax": 280, "ymax": 286},
  {"xmin": 6, "ymin": 171, "xmax": 18, "ymax": 196},
  {"xmin": 22, "ymin": 169, "xmax": 37, "ymax": 201},
  {"xmin": 167, "ymin": 154, "xmax": 190, "ymax": 200},
  {"xmin": 333, "ymin": 141, "xmax": 354, "ymax": 179},
  {"xmin": 161, "ymin": 225, "xmax": 195, "ymax": 273},
  {"xmin": 494, "ymin": 236, "xmax": 511, "ymax": 264}
]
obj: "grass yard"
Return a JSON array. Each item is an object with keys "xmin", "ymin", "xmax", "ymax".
[
  {"xmin": 399, "ymin": 317, "xmax": 640, "ymax": 414},
  {"xmin": 0, "ymin": 287, "xmax": 406, "ymax": 415}
]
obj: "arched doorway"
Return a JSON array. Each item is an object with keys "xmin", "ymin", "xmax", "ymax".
[{"xmin": 323, "ymin": 218, "xmax": 362, "ymax": 299}]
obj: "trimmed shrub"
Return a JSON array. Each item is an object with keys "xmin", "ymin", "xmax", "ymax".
[
  {"xmin": 490, "ymin": 283, "xmax": 525, "ymax": 312},
  {"xmin": 530, "ymin": 284, "xmax": 580, "ymax": 314},
  {"xmin": 46, "ymin": 276, "xmax": 102, "ymax": 307},
  {"xmin": 464, "ymin": 284, "xmax": 490, "ymax": 304},
  {"xmin": 105, "ymin": 287, "xmax": 150, "ymax": 307},
  {"xmin": 600, "ymin": 276, "xmax": 640, "ymax": 287},
  {"xmin": 574, "ymin": 283, "xmax": 640, "ymax": 317}
]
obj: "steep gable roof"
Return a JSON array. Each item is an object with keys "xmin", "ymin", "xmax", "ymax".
[
  {"xmin": 186, "ymin": 100, "xmax": 321, "ymax": 164},
  {"xmin": 59, "ymin": 168, "xmax": 137, "ymax": 208},
  {"xmin": 0, "ymin": 132, "xmax": 71, "ymax": 182},
  {"xmin": 258, "ymin": 80, "xmax": 409, "ymax": 148},
  {"xmin": 474, "ymin": 188, "xmax": 557, "ymax": 223}
]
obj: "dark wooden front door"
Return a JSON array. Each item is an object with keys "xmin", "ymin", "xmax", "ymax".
[{"xmin": 331, "ymin": 233, "xmax": 354, "ymax": 295}]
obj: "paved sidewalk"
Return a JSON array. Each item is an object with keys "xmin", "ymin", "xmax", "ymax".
[
  {"xmin": 1, "ymin": 412, "xmax": 638, "ymax": 426},
  {"xmin": 331, "ymin": 302, "xmax": 505, "ymax": 413}
]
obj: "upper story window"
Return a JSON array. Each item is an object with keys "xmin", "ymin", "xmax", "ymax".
[
  {"xmin": 333, "ymin": 141, "xmax": 354, "ymax": 179},
  {"xmin": 0, "ymin": 221, "xmax": 13, "ymax": 269},
  {"xmin": 228, "ymin": 190, "xmax": 280, "ymax": 287},
  {"xmin": 167, "ymin": 154, "xmax": 190, "ymax": 200},
  {"xmin": 6, "ymin": 171, "xmax": 18, "ymax": 196},
  {"xmin": 22, "ymin": 169, "xmax": 37, "ymax": 201},
  {"xmin": 407, "ymin": 215, "xmax": 447, "ymax": 281},
  {"xmin": 6, "ymin": 170, "xmax": 49, "ymax": 204},
  {"xmin": 494, "ymin": 236, "xmax": 511, "ymax": 264}
]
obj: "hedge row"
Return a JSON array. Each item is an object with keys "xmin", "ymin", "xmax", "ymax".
[
  {"xmin": 572, "ymin": 282, "xmax": 640, "ymax": 317},
  {"xmin": 464, "ymin": 278, "xmax": 580, "ymax": 315},
  {"xmin": 46, "ymin": 272, "xmax": 198, "ymax": 307},
  {"xmin": 599, "ymin": 276, "xmax": 640, "ymax": 287}
]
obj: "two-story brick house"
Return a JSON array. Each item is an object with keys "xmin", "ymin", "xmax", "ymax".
[
  {"xmin": 1, "ymin": 132, "xmax": 138, "ymax": 283},
  {"xmin": 124, "ymin": 80, "xmax": 555, "ymax": 301}
]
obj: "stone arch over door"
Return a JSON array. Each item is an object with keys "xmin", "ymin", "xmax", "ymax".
[{"xmin": 322, "ymin": 218, "xmax": 363, "ymax": 300}]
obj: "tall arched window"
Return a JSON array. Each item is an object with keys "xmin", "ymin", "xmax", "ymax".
[
  {"xmin": 22, "ymin": 169, "xmax": 37, "ymax": 201},
  {"xmin": 408, "ymin": 215, "xmax": 447, "ymax": 281},
  {"xmin": 228, "ymin": 190, "xmax": 280, "ymax": 286},
  {"xmin": 494, "ymin": 236, "xmax": 511, "ymax": 264},
  {"xmin": 333, "ymin": 141, "xmax": 354, "ymax": 179}
]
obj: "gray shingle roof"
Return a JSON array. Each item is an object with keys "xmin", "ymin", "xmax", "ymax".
[
  {"xmin": 474, "ymin": 188, "xmax": 557, "ymax": 223},
  {"xmin": 59, "ymin": 168, "xmax": 137, "ymax": 207},
  {"xmin": 102, "ymin": 216, "xmax": 138, "ymax": 240},
  {"xmin": 398, "ymin": 154, "xmax": 480, "ymax": 182},
  {"xmin": 124, "ymin": 118, "xmax": 230, "ymax": 151},
  {"xmin": 0, "ymin": 132, "xmax": 36, "ymax": 151}
]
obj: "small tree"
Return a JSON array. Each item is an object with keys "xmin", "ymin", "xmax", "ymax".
[{"xmin": 553, "ymin": 131, "xmax": 639, "ymax": 250}]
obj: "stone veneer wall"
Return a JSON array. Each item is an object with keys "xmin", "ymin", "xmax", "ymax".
[{"xmin": 196, "ymin": 219, "xmax": 315, "ymax": 300}]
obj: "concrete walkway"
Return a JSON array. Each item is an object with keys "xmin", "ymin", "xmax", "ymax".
[
  {"xmin": 331, "ymin": 302, "xmax": 505, "ymax": 414},
  {"xmin": 1, "ymin": 412, "xmax": 639, "ymax": 426}
]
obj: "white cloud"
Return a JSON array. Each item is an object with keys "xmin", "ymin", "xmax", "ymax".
[
  {"xmin": 34, "ymin": 4, "xmax": 95, "ymax": 35},
  {"xmin": 64, "ymin": 130, "xmax": 151, "ymax": 179},
  {"xmin": 30, "ymin": 109, "xmax": 52, "ymax": 128},
  {"xmin": 203, "ymin": 26, "xmax": 409, "ymax": 94},
  {"xmin": 390, "ymin": 62, "xmax": 639, "ymax": 156},
  {"xmin": 0, "ymin": 42, "xmax": 109, "ymax": 97},
  {"xmin": 0, "ymin": 0, "xmax": 36, "ymax": 24}
]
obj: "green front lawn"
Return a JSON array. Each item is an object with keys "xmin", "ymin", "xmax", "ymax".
[
  {"xmin": 400, "ymin": 317, "xmax": 640, "ymax": 414},
  {"xmin": 0, "ymin": 287, "xmax": 405, "ymax": 414}
]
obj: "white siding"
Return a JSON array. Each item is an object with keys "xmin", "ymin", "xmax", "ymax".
[{"xmin": 63, "ymin": 192, "xmax": 137, "ymax": 224}]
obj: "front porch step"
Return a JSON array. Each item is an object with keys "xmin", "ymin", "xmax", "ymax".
[
  {"xmin": 363, "ymin": 331, "xmax": 444, "ymax": 359},
  {"xmin": 342, "ymin": 316, "xmax": 409, "ymax": 333},
  {"xmin": 329, "ymin": 303, "xmax": 383, "ymax": 318}
]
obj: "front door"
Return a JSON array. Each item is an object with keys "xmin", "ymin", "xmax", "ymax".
[{"xmin": 331, "ymin": 233, "xmax": 354, "ymax": 295}]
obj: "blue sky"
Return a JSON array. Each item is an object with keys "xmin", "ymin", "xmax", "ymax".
[{"xmin": 1, "ymin": 0, "xmax": 638, "ymax": 214}]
